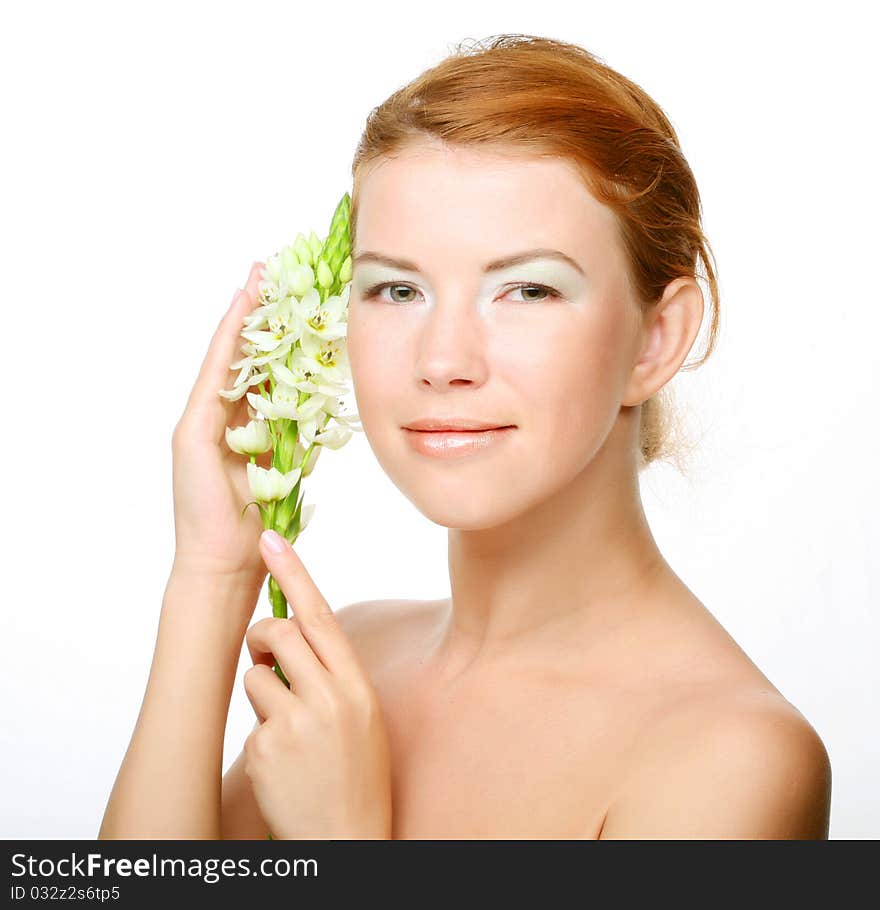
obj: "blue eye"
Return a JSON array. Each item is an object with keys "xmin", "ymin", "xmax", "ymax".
[{"xmin": 360, "ymin": 282, "xmax": 562, "ymax": 304}]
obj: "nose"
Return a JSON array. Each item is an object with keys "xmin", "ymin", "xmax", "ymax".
[{"xmin": 413, "ymin": 295, "xmax": 490, "ymax": 389}]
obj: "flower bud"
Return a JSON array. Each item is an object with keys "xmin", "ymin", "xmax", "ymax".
[
  {"xmin": 289, "ymin": 262, "xmax": 315, "ymax": 297},
  {"xmin": 225, "ymin": 419, "xmax": 272, "ymax": 455},
  {"xmin": 299, "ymin": 502, "xmax": 315, "ymax": 533},
  {"xmin": 338, "ymin": 254, "xmax": 352, "ymax": 284},
  {"xmin": 294, "ymin": 233, "xmax": 313, "ymax": 267},
  {"xmin": 281, "ymin": 244, "xmax": 300, "ymax": 272},
  {"xmin": 302, "ymin": 444, "xmax": 322, "ymax": 476},
  {"xmin": 308, "ymin": 230, "xmax": 323, "ymax": 262},
  {"xmin": 316, "ymin": 258, "xmax": 333, "ymax": 289}
]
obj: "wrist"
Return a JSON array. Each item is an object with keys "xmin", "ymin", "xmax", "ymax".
[
  {"xmin": 168, "ymin": 558, "xmax": 265, "ymax": 598},
  {"xmin": 163, "ymin": 563, "xmax": 263, "ymax": 630}
]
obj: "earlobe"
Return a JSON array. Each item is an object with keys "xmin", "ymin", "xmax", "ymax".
[{"xmin": 622, "ymin": 277, "xmax": 704, "ymax": 407}]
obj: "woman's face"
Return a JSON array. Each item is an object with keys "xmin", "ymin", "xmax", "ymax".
[{"xmin": 346, "ymin": 139, "xmax": 645, "ymax": 530}]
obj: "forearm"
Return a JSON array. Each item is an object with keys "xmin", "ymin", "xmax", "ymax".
[{"xmin": 98, "ymin": 568, "xmax": 261, "ymax": 839}]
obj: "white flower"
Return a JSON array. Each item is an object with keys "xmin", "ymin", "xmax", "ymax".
[
  {"xmin": 268, "ymin": 358, "xmax": 317, "ymax": 394},
  {"xmin": 246, "ymin": 381, "xmax": 303, "ymax": 421},
  {"xmin": 302, "ymin": 444, "xmax": 322, "ymax": 476},
  {"xmin": 289, "ymin": 438, "xmax": 323, "ymax": 476},
  {"xmin": 225, "ymin": 419, "xmax": 272, "ymax": 456},
  {"xmin": 293, "ymin": 391, "xmax": 331, "ymax": 421},
  {"xmin": 284, "ymin": 393, "xmax": 338, "ymax": 446},
  {"xmin": 313, "ymin": 423, "xmax": 352, "ymax": 449},
  {"xmin": 295, "ymin": 413, "xmax": 322, "ymax": 446},
  {"xmin": 320, "ymin": 395, "xmax": 363, "ymax": 433},
  {"xmin": 332, "ymin": 411, "xmax": 363, "ymax": 431},
  {"xmin": 256, "ymin": 270, "xmax": 284, "ymax": 307},
  {"xmin": 218, "ymin": 370, "xmax": 269, "ymax": 401},
  {"xmin": 265, "ymin": 245, "xmax": 314, "ymax": 295},
  {"xmin": 296, "ymin": 331, "xmax": 351, "ymax": 391},
  {"xmin": 241, "ymin": 296, "xmax": 300, "ymax": 354},
  {"xmin": 288, "ymin": 263, "xmax": 316, "ymax": 297},
  {"xmin": 246, "ymin": 462, "xmax": 302, "ymax": 502},
  {"xmin": 292, "ymin": 286, "xmax": 348, "ymax": 342},
  {"xmin": 217, "ymin": 190, "xmax": 358, "ymax": 538},
  {"xmin": 321, "ymin": 394, "xmax": 360, "ymax": 421},
  {"xmin": 299, "ymin": 502, "xmax": 315, "ymax": 533}
]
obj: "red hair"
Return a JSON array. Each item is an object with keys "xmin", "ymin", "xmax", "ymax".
[{"xmin": 350, "ymin": 34, "xmax": 720, "ymax": 471}]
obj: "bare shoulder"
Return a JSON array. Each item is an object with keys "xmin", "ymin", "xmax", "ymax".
[
  {"xmin": 600, "ymin": 689, "xmax": 832, "ymax": 839},
  {"xmin": 334, "ymin": 596, "xmax": 432, "ymax": 631},
  {"xmin": 333, "ymin": 597, "xmax": 443, "ymax": 669}
]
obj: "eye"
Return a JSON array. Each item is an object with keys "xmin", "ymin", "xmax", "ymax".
[
  {"xmin": 361, "ymin": 282, "xmax": 420, "ymax": 304},
  {"xmin": 360, "ymin": 281, "xmax": 562, "ymax": 305},
  {"xmin": 505, "ymin": 283, "xmax": 562, "ymax": 303}
]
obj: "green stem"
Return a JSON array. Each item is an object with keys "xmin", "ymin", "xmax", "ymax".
[
  {"xmin": 264, "ymin": 573, "xmax": 290, "ymax": 841},
  {"xmin": 267, "ymin": 574, "xmax": 291, "ymax": 686}
]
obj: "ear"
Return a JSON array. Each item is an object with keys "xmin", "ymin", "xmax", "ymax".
[{"xmin": 622, "ymin": 276, "xmax": 705, "ymax": 407}]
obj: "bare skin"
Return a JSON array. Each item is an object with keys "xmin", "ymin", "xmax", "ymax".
[
  {"xmin": 222, "ymin": 138, "xmax": 831, "ymax": 839},
  {"xmin": 355, "ymin": 593, "xmax": 828, "ymax": 838},
  {"xmin": 109, "ymin": 136, "xmax": 830, "ymax": 839},
  {"xmin": 224, "ymin": 584, "xmax": 830, "ymax": 839}
]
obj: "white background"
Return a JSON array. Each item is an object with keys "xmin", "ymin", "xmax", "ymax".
[{"xmin": 2, "ymin": 1, "xmax": 877, "ymax": 839}]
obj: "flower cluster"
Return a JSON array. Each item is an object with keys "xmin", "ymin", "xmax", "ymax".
[{"xmin": 217, "ymin": 192, "xmax": 361, "ymax": 546}]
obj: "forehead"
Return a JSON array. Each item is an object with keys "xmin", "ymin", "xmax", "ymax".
[{"xmin": 353, "ymin": 140, "xmax": 622, "ymax": 268}]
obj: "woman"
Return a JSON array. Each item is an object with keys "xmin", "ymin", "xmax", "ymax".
[{"xmin": 99, "ymin": 35, "xmax": 831, "ymax": 840}]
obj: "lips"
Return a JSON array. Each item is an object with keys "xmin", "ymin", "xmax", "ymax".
[
  {"xmin": 403, "ymin": 417, "xmax": 514, "ymax": 432},
  {"xmin": 402, "ymin": 424, "xmax": 515, "ymax": 458}
]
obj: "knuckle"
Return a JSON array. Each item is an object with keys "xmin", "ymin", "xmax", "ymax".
[
  {"xmin": 276, "ymin": 618, "xmax": 302, "ymax": 640},
  {"xmin": 247, "ymin": 616, "xmax": 277, "ymax": 644},
  {"xmin": 313, "ymin": 684, "xmax": 344, "ymax": 722},
  {"xmin": 280, "ymin": 709, "xmax": 299, "ymax": 736},
  {"xmin": 344, "ymin": 682, "xmax": 379, "ymax": 727},
  {"xmin": 302, "ymin": 606, "xmax": 337, "ymax": 630},
  {"xmin": 243, "ymin": 734, "xmax": 258, "ymax": 770},
  {"xmin": 245, "ymin": 725, "xmax": 272, "ymax": 763},
  {"xmin": 242, "ymin": 665, "xmax": 263, "ymax": 690},
  {"xmin": 352, "ymin": 681, "xmax": 379, "ymax": 716}
]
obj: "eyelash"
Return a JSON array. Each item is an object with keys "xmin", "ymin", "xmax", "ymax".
[{"xmin": 360, "ymin": 281, "xmax": 563, "ymax": 305}]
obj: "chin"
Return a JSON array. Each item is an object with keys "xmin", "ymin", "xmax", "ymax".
[
  {"xmin": 393, "ymin": 471, "xmax": 550, "ymax": 531},
  {"xmin": 364, "ymin": 424, "xmax": 594, "ymax": 530},
  {"xmin": 410, "ymin": 499, "xmax": 522, "ymax": 531}
]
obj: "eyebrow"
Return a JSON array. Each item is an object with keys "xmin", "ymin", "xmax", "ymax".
[{"xmin": 352, "ymin": 248, "xmax": 586, "ymax": 277}]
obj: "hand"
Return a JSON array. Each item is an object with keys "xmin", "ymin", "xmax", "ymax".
[
  {"xmin": 170, "ymin": 262, "xmax": 273, "ymax": 587},
  {"xmin": 242, "ymin": 530, "xmax": 393, "ymax": 840}
]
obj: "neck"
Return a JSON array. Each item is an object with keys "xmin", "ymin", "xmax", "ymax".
[{"xmin": 433, "ymin": 410, "xmax": 671, "ymax": 677}]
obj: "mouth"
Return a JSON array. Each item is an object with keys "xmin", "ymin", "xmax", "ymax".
[
  {"xmin": 402, "ymin": 418, "xmax": 516, "ymax": 432},
  {"xmin": 401, "ymin": 425, "xmax": 516, "ymax": 458},
  {"xmin": 404, "ymin": 426, "xmax": 515, "ymax": 433}
]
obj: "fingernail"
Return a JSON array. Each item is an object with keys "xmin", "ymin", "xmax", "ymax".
[{"xmin": 261, "ymin": 529, "xmax": 287, "ymax": 554}]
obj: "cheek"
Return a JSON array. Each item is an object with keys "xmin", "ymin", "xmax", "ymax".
[{"xmin": 505, "ymin": 310, "xmax": 628, "ymax": 460}]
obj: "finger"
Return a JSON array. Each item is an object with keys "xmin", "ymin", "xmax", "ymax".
[
  {"xmin": 243, "ymin": 663, "xmax": 301, "ymax": 723},
  {"xmin": 242, "ymin": 258, "xmax": 266, "ymax": 303},
  {"xmin": 180, "ymin": 261, "xmax": 267, "ymax": 443},
  {"xmin": 246, "ymin": 616, "xmax": 331, "ymax": 700},
  {"xmin": 259, "ymin": 530, "xmax": 367, "ymax": 684}
]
